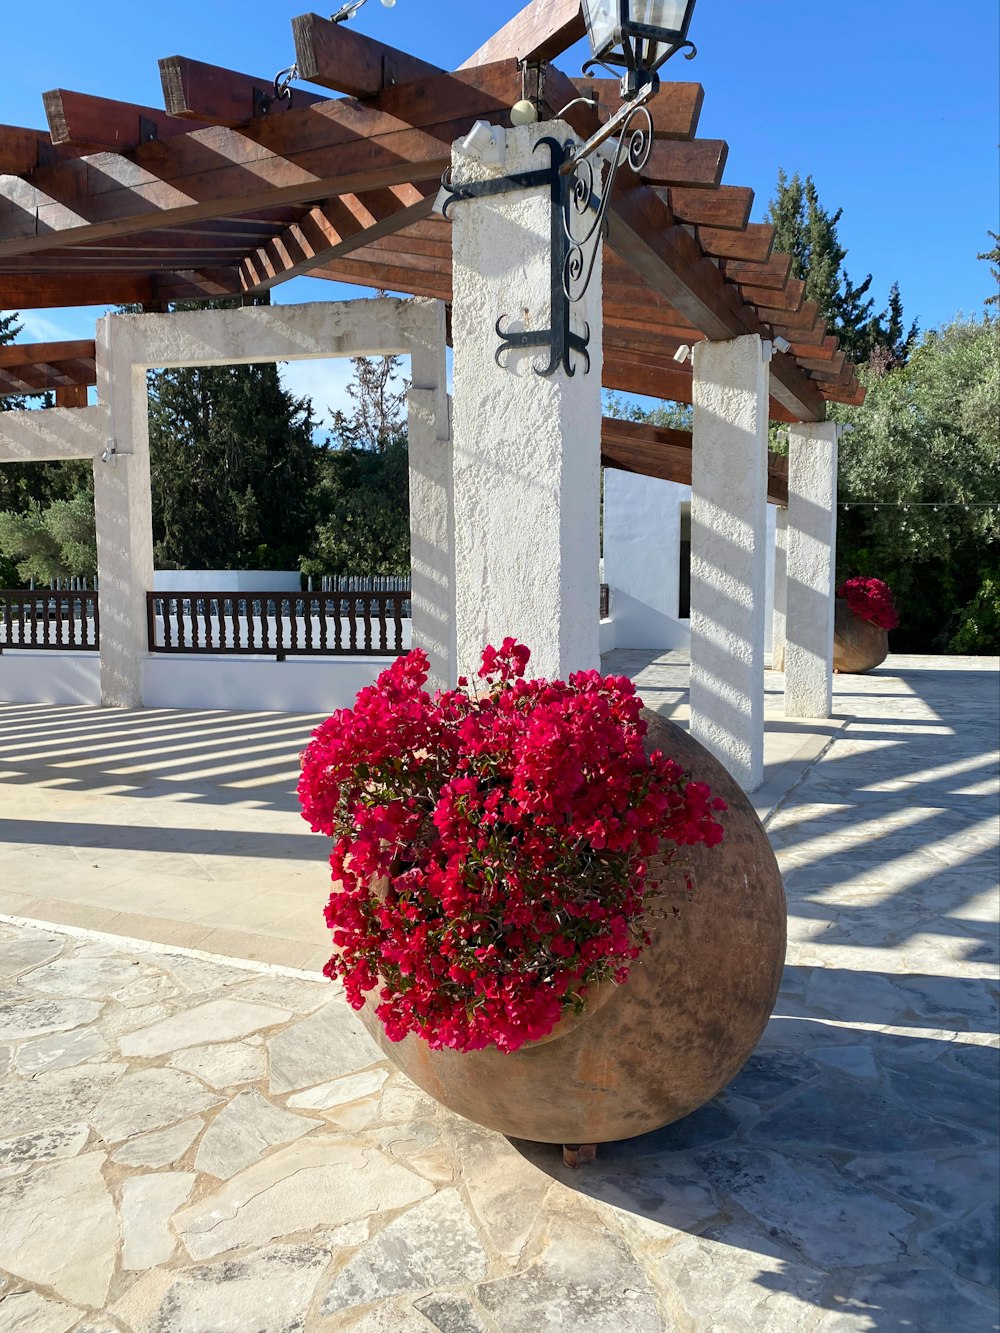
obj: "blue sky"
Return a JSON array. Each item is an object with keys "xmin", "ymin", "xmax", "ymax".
[{"xmin": 2, "ymin": 1, "xmax": 997, "ymax": 419}]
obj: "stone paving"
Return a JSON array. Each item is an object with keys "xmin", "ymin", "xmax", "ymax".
[{"xmin": 0, "ymin": 655, "xmax": 997, "ymax": 1331}]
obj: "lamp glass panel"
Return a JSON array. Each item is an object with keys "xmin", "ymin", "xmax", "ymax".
[
  {"xmin": 634, "ymin": 0, "xmax": 690, "ymax": 35},
  {"xmin": 583, "ymin": 0, "xmax": 619, "ymax": 53}
]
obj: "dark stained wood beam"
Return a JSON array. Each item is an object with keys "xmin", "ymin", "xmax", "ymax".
[
  {"xmin": 292, "ymin": 13, "xmax": 442, "ymax": 97},
  {"xmin": 0, "ymin": 123, "xmax": 90, "ymax": 173},
  {"xmin": 238, "ymin": 183, "xmax": 436, "ymax": 293},
  {"xmin": 159, "ymin": 56, "xmax": 328, "ymax": 125},
  {"xmin": 0, "ymin": 62, "xmax": 523, "ymax": 260},
  {"xmin": 738, "ymin": 277, "xmax": 805, "ymax": 313},
  {"xmin": 724, "ymin": 253, "xmax": 792, "ymax": 290},
  {"xmin": 0, "ymin": 273, "xmax": 156, "ymax": 308},
  {"xmin": 640, "ymin": 140, "xmax": 728, "ymax": 189},
  {"xmin": 311, "ymin": 259, "xmax": 450, "ymax": 301},
  {"xmin": 460, "ymin": 0, "xmax": 585, "ymax": 67},
  {"xmin": 55, "ymin": 384, "xmax": 89, "ymax": 408},
  {"xmin": 572, "ymin": 79, "xmax": 703, "ymax": 141},
  {"xmin": 0, "ymin": 339, "xmax": 95, "ymax": 370},
  {"xmin": 697, "ymin": 223, "xmax": 774, "ymax": 263},
  {"xmin": 668, "ymin": 187, "xmax": 753, "ymax": 231},
  {"xmin": 43, "ymin": 90, "xmax": 191, "ymax": 152}
]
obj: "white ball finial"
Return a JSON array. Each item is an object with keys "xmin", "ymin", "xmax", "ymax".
[
  {"xmin": 381, "ymin": 0, "xmax": 396, "ymax": 7},
  {"xmin": 510, "ymin": 99, "xmax": 539, "ymax": 126}
]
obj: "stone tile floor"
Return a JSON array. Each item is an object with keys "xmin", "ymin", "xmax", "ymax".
[{"xmin": 0, "ymin": 654, "xmax": 997, "ymax": 1331}]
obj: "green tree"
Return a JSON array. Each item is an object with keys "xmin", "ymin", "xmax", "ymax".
[
  {"xmin": 831, "ymin": 316, "xmax": 1000, "ymax": 652},
  {"xmin": 146, "ymin": 296, "xmax": 318, "ymax": 570},
  {"xmin": 0, "ymin": 492, "xmax": 97, "ymax": 585},
  {"xmin": 329, "ymin": 354, "xmax": 408, "ymax": 452},
  {"xmin": 978, "ymin": 231, "xmax": 1000, "ymax": 309},
  {"xmin": 303, "ymin": 352, "xmax": 412, "ymax": 576},
  {"xmin": 766, "ymin": 171, "xmax": 917, "ymax": 365},
  {"xmin": 305, "ymin": 437, "xmax": 411, "ymax": 576}
]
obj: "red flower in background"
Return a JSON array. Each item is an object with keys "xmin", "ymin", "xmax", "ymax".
[
  {"xmin": 839, "ymin": 577, "xmax": 900, "ymax": 631},
  {"xmin": 298, "ymin": 638, "xmax": 727, "ymax": 1054}
]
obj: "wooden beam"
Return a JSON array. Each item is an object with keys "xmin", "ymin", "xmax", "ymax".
[
  {"xmin": 292, "ymin": 13, "xmax": 442, "ymax": 97},
  {"xmin": 0, "ymin": 339, "xmax": 96, "ymax": 369},
  {"xmin": 640, "ymin": 140, "xmax": 728, "ymax": 189},
  {"xmin": 571, "ymin": 79, "xmax": 703, "ymax": 140},
  {"xmin": 0, "ymin": 62, "xmax": 523, "ymax": 260},
  {"xmin": 0, "ymin": 123, "xmax": 86, "ymax": 174},
  {"xmin": 698, "ymin": 224, "xmax": 774, "ymax": 263},
  {"xmin": 239, "ymin": 184, "xmax": 436, "ymax": 292},
  {"xmin": 43, "ymin": 90, "xmax": 191, "ymax": 152},
  {"xmin": 667, "ymin": 186, "xmax": 753, "ymax": 231},
  {"xmin": 159, "ymin": 56, "xmax": 328, "ymax": 125},
  {"xmin": 738, "ymin": 277, "xmax": 805, "ymax": 313},
  {"xmin": 0, "ymin": 274, "xmax": 155, "ymax": 308},
  {"xmin": 55, "ymin": 384, "xmax": 89, "ymax": 408},
  {"xmin": 311, "ymin": 259, "xmax": 450, "ymax": 301},
  {"xmin": 460, "ymin": 0, "xmax": 585, "ymax": 67},
  {"xmin": 724, "ymin": 253, "xmax": 792, "ymax": 290}
]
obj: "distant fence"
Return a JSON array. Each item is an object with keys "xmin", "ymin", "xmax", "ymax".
[
  {"xmin": 305, "ymin": 574, "xmax": 410, "ymax": 593},
  {"xmin": 0, "ymin": 590, "xmax": 100, "ymax": 650},
  {"xmin": 146, "ymin": 590, "xmax": 411, "ymax": 659}
]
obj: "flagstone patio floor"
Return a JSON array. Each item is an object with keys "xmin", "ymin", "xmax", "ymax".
[{"xmin": 0, "ymin": 654, "xmax": 996, "ymax": 1331}]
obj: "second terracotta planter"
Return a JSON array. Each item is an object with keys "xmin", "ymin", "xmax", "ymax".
[{"xmin": 833, "ymin": 598, "xmax": 889, "ymax": 673}]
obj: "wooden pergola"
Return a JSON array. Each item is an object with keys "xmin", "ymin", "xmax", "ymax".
[{"xmin": 0, "ymin": 0, "xmax": 863, "ymax": 480}]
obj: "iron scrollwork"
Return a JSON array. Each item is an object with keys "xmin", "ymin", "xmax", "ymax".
[{"xmin": 440, "ymin": 98, "xmax": 655, "ymax": 380}]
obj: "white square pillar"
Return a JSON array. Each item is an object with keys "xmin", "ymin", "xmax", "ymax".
[
  {"xmin": 689, "ymin": 334, "xmax": 770, "ymax": 792},
  {"xmin": 403, "ymin": 300, "xmax": 454, "ymax": 692},
  {"xmin": 94, "ymin": 317, "xmax": 154, "ymax": 708},
  {"xmin": 784, "ymin": 421, "xmax": 839, "ymax": 718},
  {"xmin": 772, "ymin": 506, "xmax": 788, "ymax": 671},
  {"xmin": 450, "ymin": 120, "xmax": 602, "ymax": 681}
]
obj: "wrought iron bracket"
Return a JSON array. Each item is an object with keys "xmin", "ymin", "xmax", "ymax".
[{"xmin": 440, "ymin": 95, "xmax": 655, "ymax": 380}]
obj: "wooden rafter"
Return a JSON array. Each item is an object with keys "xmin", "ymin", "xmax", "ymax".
[
  {"xmin": 43, "ymin": 90, "xmax": 192, "ymax": 152},
  {"xmin": 459, "ymin": 0, "xmax": 585, "ymax": 68},
  {"xmin": 238, "ymin": 183, "xmax": 437, "ymax": 293},
  {"xmin": 159, "ymin": 56, "xmax": 328, "ymax": 124},
  {"xmin": 0, "ymin": 4, "xmax": 862, "ymax": 412},
  {"xmin": 292, "ymin": 12, "xmax": 442, "ymax": 97}
]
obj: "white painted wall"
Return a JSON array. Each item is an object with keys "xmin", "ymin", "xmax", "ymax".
[
  {"xmin": 602, "ymin": 469, "xmax": 778, "ymax": 655},
  {"xmin": 603, "ymin": 471, "xmax": 687, "ymax": 650},
  {"xmin": 0, "ymin": 651, "xmax": 401, "ymax": 714},
  {"xmin": 142, "ymin": 656, "xmax": 389, "ymax": 713},
  {"xmin": 153, "ymin": 571, "xmax": 303, "ymax": 593},
  {"xmin": 0, "ymin": 652, "xmax": 102, "ymax": 706}
]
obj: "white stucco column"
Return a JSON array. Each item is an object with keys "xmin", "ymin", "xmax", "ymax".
[
  {"xmin": 689, "ymin": 334, "xmax": 770, "ymax": 792},
  {"xmin": 403, "ymin": 300, "xmax": 453, "ymax": 692},
  {"xmin": 772, "ymin": 506, "xmax": 788, "ymax": 671},
  {"xmin": 784, "ymin": 421, "xmax": 839, "ymax": 718},
  {"xmin": 95, "ymin": 316, "xmax": 155, "ymax": 708},
  {"xmin": 450, "ymin": 120, "xmax": 602, "ymax": 681}
]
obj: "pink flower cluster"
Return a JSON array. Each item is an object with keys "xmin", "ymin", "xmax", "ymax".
[
  {"xmin": 839, "ymin": 576, "xmax": 899, "ymax": 630},
  {"xmin": 298, "ymin": 639, "xmax": 727, "ymax": 1054}
]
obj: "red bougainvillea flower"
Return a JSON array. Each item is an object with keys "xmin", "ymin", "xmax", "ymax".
[
  {"xmin": 298, "ymin": 639, "xmax": 727, "ymax": 1054},
  {"xmin": 839, "ymin": 576, "xmax": 899, "ymax": 631}
]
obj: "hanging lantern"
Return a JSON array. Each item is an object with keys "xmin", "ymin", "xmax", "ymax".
[{"xmin": 582, "ymin": 0, "xmax": 699, "ymax": 99}]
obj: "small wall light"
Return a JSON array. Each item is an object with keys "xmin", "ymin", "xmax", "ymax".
[{"xmin": 673, "ymin": 344, "xmax": 692, "ymax": 363}]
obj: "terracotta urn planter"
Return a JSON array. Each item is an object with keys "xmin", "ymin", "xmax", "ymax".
[
  {"xmin": 833, "ymin": 597, "xmax": 889, "ymax": 674},
  {"xmin": 355, "ymin": 709, "xmax": 787, "ymax": 1145}
]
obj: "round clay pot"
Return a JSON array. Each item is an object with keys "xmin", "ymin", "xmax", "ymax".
[
  {"xmin": 355, "ymin": 710, "xmax": 787, "ymax": 1144},
  {"xmin": 833, "ymin": 598, "xmax": 889, "ymax": 674}
]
